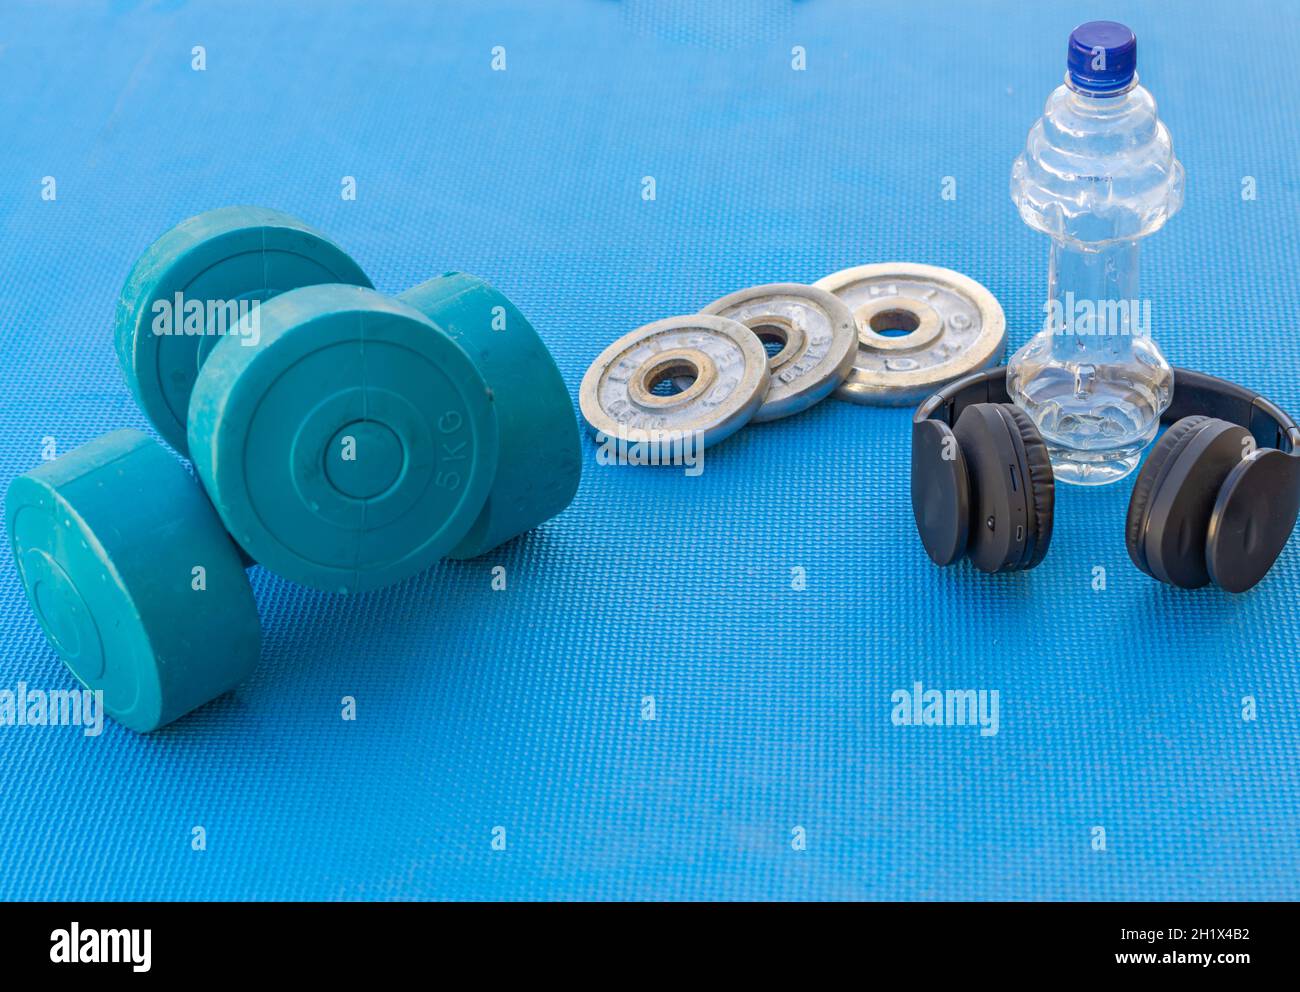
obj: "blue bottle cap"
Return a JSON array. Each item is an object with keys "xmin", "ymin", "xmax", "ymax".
[{"xmin": 1067, "ymin": 21, "xmax": 1137, "ymax": 95}]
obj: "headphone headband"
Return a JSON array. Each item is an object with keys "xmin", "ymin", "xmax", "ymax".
[{"xmin": 914, "ymin": 366, "xmax": 1300, "ymax": 455}]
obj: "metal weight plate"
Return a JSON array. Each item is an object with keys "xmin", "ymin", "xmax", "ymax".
[
  {"xmin": 188, "ymin": 284, "xmax": 499, "ymax": 594},
  {"xmin": 398, "ymin": 273, "xmax": 581, "ymax": 560},
  {"xmin": 812, "ymin": 263, "xmax": 1006, "ymax": 406},
  {"xmin": 6, "ymin": 430, "xmax": 260, "ymax": 733},
  {"xmin": 699, "ymin": 283, "xmax": 857, "ymax": 422},
  {"xmin": 115, "ymin": 206, "xmax": 372, "ymax": 457},
  {"xmin": 579, "ymin": 314, "xmax": 770, "ymax": 454}
]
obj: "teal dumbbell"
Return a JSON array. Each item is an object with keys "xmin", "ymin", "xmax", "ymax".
[
  {"xmin": 116, "ymin": 206, "xmax": 373, "ymax": 458},
  {"xmin": 8, "ymin": 208, "xmax": 581, "ymax": 732},
  {"xmin": 186, "ymin": 282, "xmax": 499, "ymax": 593},
  {"xmin": 6, "ymin": 430, "xmax": 259, "ymax": 732},
  {"xmin": 116, "ymin": 207, "xmax": 581, "ymax": 592}
]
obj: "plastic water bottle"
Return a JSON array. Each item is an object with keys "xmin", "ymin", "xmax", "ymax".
[{"xmin": 1008, "ymin": 21, "xmax": 1184, "ymax": 485}]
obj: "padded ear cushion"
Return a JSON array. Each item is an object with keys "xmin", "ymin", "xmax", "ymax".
[
  {"xmin": 1002, "ymin": 405, "xmax": 1055, "ymax": 570},
  {"xmin": 1125, "ymin": 416, "xmax": 1208, "ymax": 576},
  {"xmin": 1207, "ymin": 450, "xmax": 1300, "ymax": 593},
  {"xmin": 1137, "ymin": 418, "xmax": 1251, "ymax": 588},
  {"xmin": 912, "ymin": 419, "xmax": 971, "ymax": 566},
  {"xmin": 953, "ymin": 404, "xmax": 1030, "ymax": 573}
]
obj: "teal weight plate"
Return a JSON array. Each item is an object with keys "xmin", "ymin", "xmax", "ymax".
[
  {"xmin": 6, "ymin": 430, "xmax": 260, "ymax": 733},
  {"xmin": 115, "ymin": 206, "xmax": 371, "ymax": 457},
  {"xmin": 188, "ymin": 284, "xmax": 500, "ymax": 594},
  {"xmin": 399, "ymin": 273, "xmax": 581, "ymax": 559}
]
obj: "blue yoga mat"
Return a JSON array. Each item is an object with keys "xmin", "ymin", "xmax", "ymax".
[{"xmin": 0, "ymin": 0, "xmax": 1296, "ymax": 900}]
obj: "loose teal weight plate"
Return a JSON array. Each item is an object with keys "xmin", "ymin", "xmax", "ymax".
[
  {"xmin": 6, "ymin": 430, "xmax": 260, "ymax": 733},
  {"xmin": 399, "ymin": 273, "xmax": 581, "ymax": 559},
  {"xmin": 115, "ymin": 206, "xmax": 372, "ymax": 457},
  {"xmin": 188, "ymin": 284, "xmax": 499, "ymax": 594}
]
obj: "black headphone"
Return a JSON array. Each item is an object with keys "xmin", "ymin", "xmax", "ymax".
[{"xmin": 912, "ymin": 367, "xmax": 1300, "ymax": 592}]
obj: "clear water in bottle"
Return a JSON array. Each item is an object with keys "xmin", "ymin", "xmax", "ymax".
[{"xmin": 1008, "ymin": 21, "xmax": 1184, "ymax": 485}]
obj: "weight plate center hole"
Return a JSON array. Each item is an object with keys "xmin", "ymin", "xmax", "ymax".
[
  {"xmin": 869, "ymin": 308, "xmax": 921, "ymax": 338},
  {"xmin": 647, "ymin": 358, "xmax": 698, "ymax": 396}
]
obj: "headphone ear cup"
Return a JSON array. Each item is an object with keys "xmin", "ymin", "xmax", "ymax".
[
  {"xmin": 1002, "ymin": 405, "xmax": 1055, "ymax": 570},
  {"xmin": 1126, "ymin": 416, "xmax": 1208, "ymax": 577},
  {"xmin": 1206, "ymin": 449, "xmax": 1300, "ymax": 593},
  {"xmin": 953, "ymin": 404, "xmax": 1032, "ymax": 573},
  {"xmin": 1133, "ymin": 418, "xmax": 1251, "ymax": 588},
  {"xmin": 912, "ymin": 419, "xmax": 971, "ymax": 566}
]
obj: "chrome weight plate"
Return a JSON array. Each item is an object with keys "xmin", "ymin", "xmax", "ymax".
[
  {"xmin": 699, "ymin": 283, "xmax": 857, "ymax": 422},
  {"xmin": 813, "ymin": 263, "xmax": 1006, "ymax": 406},
  {"xmin": 579, "ymin": 314, "xmax": 770, "ymax": 454}
]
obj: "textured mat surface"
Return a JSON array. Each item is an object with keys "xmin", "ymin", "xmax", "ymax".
[{"xmin": 1, "ymin": 0, "xmax": 1297, "ymax": 901}]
